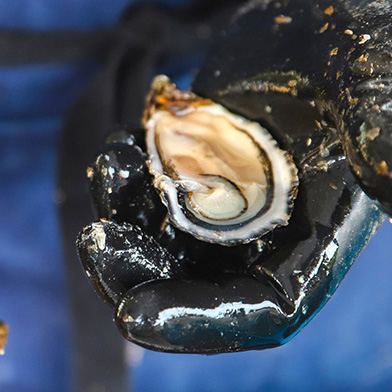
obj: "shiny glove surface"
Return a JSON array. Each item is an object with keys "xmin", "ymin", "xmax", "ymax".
[{"xmin": 77, "ymin": 0, "xmax": 391, "ymax": 353}]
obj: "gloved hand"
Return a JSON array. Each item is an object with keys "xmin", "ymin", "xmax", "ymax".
[{"xmin": 76, "ymin": 0, "xmax": 390, "ymax": 353}]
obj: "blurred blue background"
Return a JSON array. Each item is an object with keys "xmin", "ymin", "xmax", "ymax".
[{"xmin": 1, "ymin": 1, "xmax": 392, "ymax": 391}]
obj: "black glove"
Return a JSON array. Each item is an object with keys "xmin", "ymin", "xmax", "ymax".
[{"xmin": 76, "ymin": 0, "xmax": 390, "ymax": 353}]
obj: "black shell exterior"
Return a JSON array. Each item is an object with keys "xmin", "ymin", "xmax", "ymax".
[{"xmin": 77, "ymin": 0, "xmax": 388, "ymax": 353}]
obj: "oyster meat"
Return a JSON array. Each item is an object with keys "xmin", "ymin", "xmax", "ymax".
[{"xmin": 143, "ymin": 76, "xmax": 298, "ymax": 245}]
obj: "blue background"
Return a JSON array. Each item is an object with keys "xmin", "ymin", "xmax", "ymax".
[{"xmin": 1, "ymin": 1, "xmax": 392, "ymax": 391}]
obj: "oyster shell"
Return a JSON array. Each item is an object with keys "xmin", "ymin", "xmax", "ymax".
[{"xmin": 143, "ymin": 76, "xmax": 298, "ymax": 245}]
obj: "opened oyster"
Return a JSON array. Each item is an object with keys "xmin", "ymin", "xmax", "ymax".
[{"xmin": 143, "ymin": 76, "xmax": 298, "ymax": 245}]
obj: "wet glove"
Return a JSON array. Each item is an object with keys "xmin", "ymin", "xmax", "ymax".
[{"xmin": 75, "ymin": 0, "xmax": 391, "ymax": 353}]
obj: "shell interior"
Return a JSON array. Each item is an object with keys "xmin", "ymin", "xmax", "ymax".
[{"xmin": 144, "ymin": 76, "xmax": 298, "ymax": 246}]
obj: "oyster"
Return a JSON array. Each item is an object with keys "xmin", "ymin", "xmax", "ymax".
[{"xmin": 143, "ymin": 76, "xmax": 298, "ymax": 245}]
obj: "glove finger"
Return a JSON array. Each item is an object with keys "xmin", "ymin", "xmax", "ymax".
[
  {"xmin": 77, "ymin": 220, "xmax": 186, "ymax": 307},
  {"xmin": 115, "ymin": 275, "xmax": 292, "ymax": 354},
  {"xmin": 88, "ymin": 130, "xmax": 167, "ymax": 237}
]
